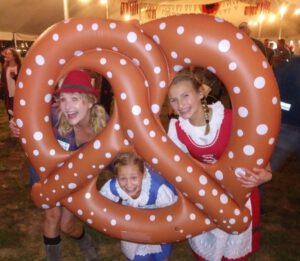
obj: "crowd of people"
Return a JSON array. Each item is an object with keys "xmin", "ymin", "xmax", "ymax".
[{"xmin": 1, "ymin": 17, "xmax": 299, "ymax": 261}]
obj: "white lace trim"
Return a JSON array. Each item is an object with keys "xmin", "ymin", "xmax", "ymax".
[{"xmin": 178, "ymin": 101, "xmax": 225, "ymax": 146}]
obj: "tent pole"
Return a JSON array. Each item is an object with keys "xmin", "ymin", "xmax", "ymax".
[{"xmin": 63, "ymin": 0, "xmax": 69, "ymax": 20}]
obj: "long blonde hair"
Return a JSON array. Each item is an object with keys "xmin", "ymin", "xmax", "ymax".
[{"xmin": 57, "ymin": 93, "xmax": 106, "ymax": 137}]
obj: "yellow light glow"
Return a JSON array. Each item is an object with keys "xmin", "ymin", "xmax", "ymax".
[
  {"xmin": 99, "ymin": 0, "xmax": 107, "ymax": 5},
  {"xmin": 124, "ymin": 14, "xmax": 131, "ymax": 21},
  {"xmin": 79, "ymin": 0, "xmax": 91, "ymax": 4},
  {"xmin": 268, "ymin": 14, "xmax": 276, "ymax": 23},
  {"xmin": 258, "ymin": 14, "xmax": 265, "ymax": 23},
  {"xmin": 279, "ymin": 4, "xmax": 288, "ymax": 18},
  {"xmin": 294, "ymin": 8, "xmax": 300, "ymax": 15}
]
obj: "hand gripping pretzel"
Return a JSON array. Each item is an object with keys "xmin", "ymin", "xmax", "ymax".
[{"xmin": 13, "ymin": 15, "xmax": 280, "ymax": 243}]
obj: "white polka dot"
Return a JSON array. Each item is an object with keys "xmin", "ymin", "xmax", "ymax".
[
  {"xmin": 171, "ymin": 51, "xmax": 178, "ymax": 59},
  {"xmin": 195, "ymin": 35, "xmax": 203, "ymax": 45},
  {"xmin": 127, "ymin": 32, "xmax": 137, "ymax": 43},
  {"xmin": 184, "ymin": 58, "xmax": 191, "ymax": 64},
  {"xmin": 177, "ymin": 26, "xmax": 184, "ymax": 35},
  {"xmin": 174, "ymin": 155, "xmax": 180, "ymax": 162},
  {"xmin": 190, "ymin": 213, "xmax": 196, "ymax": 220},
  {"xmin": 176, "ymin": 176, "xmax": 182, "ymax": 182},
  {"xmin": 68, "ymin": 162, "xmax": 73, "ymax": 169},
  {"xmin": 174, "ymin": 65, "xmax": 183, "ymax": 72},
  {"xmin": 87, "ymin": 219, "xmax": 93, "ymax": 224},
  {"xmin": 54, "ymin": 174, "xmax": 60, "ymax": 181},
  {"xmin": 269, "ymin": 137, "xmax": 275, "ymax": 145},
  {"xmin": 256, "ymin": 124, "xmax": 268, "ymax": 135},
  {"xmin": 68, "ymin": 183, "xmax": 77, "ymax": 189},
  {"xmin": 237, "ymin": 129, "xmax": 244, "ymax": 137},
  {"xmin": 100, "ymin": 58, "xmax": 107, "ymax": 64},
  {"xmin": 85, "ymin": 193, "xmax": 91, "ymax": 199},
  {"xmin": 48, "ymin": 79, "xmax": 54, "ymax": 86},
  {"xmin": 50, "ymin": 149, "xmax": 56, "ymax": 156},
  {"xmin": 234, "ymin": 168, "xmax": 246, "ymax": 177},
  {"xmin": 236, "ymin": 32, "xmax": 243, "ymax": 39},
  {"xmin": 93, "ymin": 140, "xmax": 101, "ymax": 150},
  {"xmin": 149, "ymin": 215, "xmax": 156, "ymax": 221},
  {"xmin": 144, "ymin": 80, "xmax": 149, "ymax": 87},
  {"xmin": 125, "ymin": 214, "xmax": 131, "ymax": 221},
  {"xmin": 212, "ymin": 189, "xmax": 218, "ymax": 196},
  {"xmin": 107, "ymin": 71, "xmax": 112, "ymax": 78},
  {"xmin": 243, "ymin": 216, "xmax": 249, "ymax": 223},
  {"xmin": 198, "ymin": 189, "xmax": 205, "ymax": 196},
  {"xmin": 234, "ymin": 209, "xmax": 240, "ymax": 215},
  {"xmin": 44, "ymin": 115, "xmax": 49, "ymax": 122},
  {"xmin": 151, "ymin": 104, "xmax": 160, "ymax": 114},
  {"xmin": 120, "ymin": 59, "xmax": 127, "ymax": 65},
  {"xmin": 127, "ymin": 129, "xmax": 134, "ymax": 139},
  {"xmin": 256, "ymin": 158, "xmax": 264, "ymax": 165},
  {"xmin": 152, "ymin": 158, "xmax": 158, "ymax": 164},
  {"xmin": 228, "ymin": 62, "xmax": 237, "ymax": 71},
  {"xmin": 91, "ymin": 23, "xmax": 99, "ymax": 31},
  {"xmin": 42, "ymin": 204, "xmax": 50, "ymax": 209},
  {"xmin": 120, "ymin": 92, "xmax": 127, "ymax": 100},
  {"xmin": 33, "ymin": 132, "xmax": 43, "ymax": 141},
  {"xmin": 207, "ymin": 66, "xmax": 216, "ymax": 74},
  {"xmin": 187, "ymin": 166, "xmax": 193, "ymax": 173},
  {"xmin": 254, "ymin": 76, "xmax": 265, "ymax": 89},
  {"xmin": 238, "ymin": 107, "xmax": 248, "ymax": 118},
  {"xmin": 76, "ymin": 24, "xmax": 83, "ymax": 31},
  {"xmin": 152, "ymin": 35, "xmax": 160, "ymax": 44},
  {"xmin": 199, "ymin": 175, "xmax": 208, "ymax": 185},
  {"xmin": 52, "ymin": 34, "xmax": 59, "ymax": 41},
  {"xmin": 40, "ymin": 167, "xmax": 46, "ymax": 172},
  {"xmin": 243, "ymin": 145, "xmax": 255, "ymax": 156},
  {"xmin": 21, "ymin": 138, "xmax": 26, "ymax": 144},
  {"xmin": 166, "ymin": 215, "xmax": 173, "ymax": 222},
  {"xmin": 252, "ymin": 44, "xmax": 258, "ymax": 52},
  {"xmin": 78, "ymin": 153, "xmax": 83, "ymax": 159},
  {"xmin": 105, "ymin": 153, "xmax": 112, "ymax": 159},
  {"xmin": 33, "ymin": 150, "xmax": 39, "ymax": 156},
  {"xmin": 215, "ymin": 170, "xmax": 223, "ymax": 180},
  {"xmin": 228, "ymin": 151, "xmax": 234, "ymax": 159},
  {"xmin": 110, "ymin": 219, "xmax": 117, "ymax": 226},
  {"xmin": 114, "ymin": 124, "xmax": 120, "ymax": 131},
  {"xmin": 272, "ymin": 97, "xmax": 278, "ymax": 105},
  {"xmin": 262, "ymin": 61, "xmax": 268, "ymax": 68},
  {"xmin": 132, "ymin": 58, "xmax": 140, "ymax": 66},
  {"xmin": 132, "ymin": 105, "xmax": 141, "ymax": 116},
  {"xmin": 161, "ymin": 136, "xmax": 167, "ymax": 142},
  {"xmin": 196, "ymin": 203, "xmax": 204, "ymax": 210},
  {"xmin": 143, "ymin": 118, "xmax": 149, "ymax": 125},
  {"xmin": 154, "ymin": 66, "xmax": 161, "ymax": 74},
  {"xmin": 77, "ymin": 209, "xmax": 83, "ymax": 215},
  {"xmin": 44, "ymin": 94, "xmax": 52, "ymax": 103},
  {"xmin": 149, "ymin": 131, "xmax": 156, "ymax": 138},
  {"xmin": 159, "ymin": 22, "xmax": 166, "ymax": 30},
  {"xmin": 35, "ymin": 55, "xmax": 45, "ymax": 66},
  {"xmin": 218, "ymin": 40, "xmax": 230, "ymax": 53},
  {"xmin": 59, "ymin": 59, "xmax": 66, "ymax": 65},
  {"xmin": 205, "ymin": 218, "xmax": 211, "ymax": 225},
  {"xmin": 112, "ymin": 46, "xmax": 118, "ymax": 52},
  {"xmin": 26, "ymin": 68, "xmax": 32, "ymax": 75},
  {"xmin": 18, "ymin": 82, "xmax": 24, "ymax": 88},
  {"xmin": 233, "ymin": 86, "xmax": 240, "ymax": 94},
  {"xmin": 16, "ymin": 119, "xmax": 23, "ymax": 128},
  {"xmin": 67, "ymin": 197, "xmax": 73, "ymax": 203},
  {"xmin": 145, "ymin": 43, "xmax": 152, "ymax": 51},
  {"xmin": 220, "ymin": 194, "xmax": 229, "ymax": 204}
]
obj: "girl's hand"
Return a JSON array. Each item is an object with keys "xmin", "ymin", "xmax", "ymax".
[
  {"xmin": 9, "ymin": 118, "xmax": 20, "ymax": 138},
  {"xmin": 236, "ymin": 167, "xmax": 272, "ymax": 188}
]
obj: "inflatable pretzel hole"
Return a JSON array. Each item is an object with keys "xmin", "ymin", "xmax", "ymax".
[{"xmin": 14, "ymin": 15, "xmax": 280, "ymax": 243}]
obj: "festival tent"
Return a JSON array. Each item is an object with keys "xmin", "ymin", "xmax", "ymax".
[{"xmin": 0, "ymin": 0, "xmax": 299, "ymax": 53}]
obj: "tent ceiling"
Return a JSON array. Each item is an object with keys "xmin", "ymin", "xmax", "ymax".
[{"xmin": 1, "ymin": 0, "xmax": 299, "ymax": 39}]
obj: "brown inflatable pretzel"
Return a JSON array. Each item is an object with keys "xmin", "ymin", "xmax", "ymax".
[{"xmin": 13, "ymin": 15, "xmax": 280, "ymax": 243}]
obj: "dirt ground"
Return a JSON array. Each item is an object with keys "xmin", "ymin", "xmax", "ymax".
[{"xmin": 0, "ymin": 99, "xmax": 299, "ymax": 261}]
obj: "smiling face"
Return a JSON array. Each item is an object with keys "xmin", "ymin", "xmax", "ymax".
[
  {"xmin": 117, "ymin": 163, "xmax": 144, "ymax": 199},
  {"xmin": 168, "ymin": 80, "xmax": 204, "ymax": 122},
  {"xmin": 58, "ymin": 92, "xmax": 93, "ymax": 127}
]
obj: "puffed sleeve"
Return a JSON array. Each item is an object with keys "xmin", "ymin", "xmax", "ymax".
[
  {"xmin": 167, "ymin": 118, "xmax": 189, "ymax": 153},
  {"xmin": 156, "ymin": 184, "xmax": 178, "ymax": 208},
  {"xmin": 99, "ymin": 180, "xmax": 120, "ymax": 203}
]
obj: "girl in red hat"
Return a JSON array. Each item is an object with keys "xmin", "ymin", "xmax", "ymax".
[{"xmin": 10, "ymin": 70, "xmax": 106, "ymax": 261}]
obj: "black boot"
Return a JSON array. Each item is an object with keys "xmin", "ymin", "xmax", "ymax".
[{"xmin": 75, "ymin": 231, "xmax": 100, "ymax": 261}]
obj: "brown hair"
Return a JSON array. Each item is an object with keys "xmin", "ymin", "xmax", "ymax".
[{"xmin": 113, "ymin": 152, "xmax": 145, "ymax": 176}]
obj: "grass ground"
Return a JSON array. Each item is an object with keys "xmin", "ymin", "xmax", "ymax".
[{"xmin": 0, "ymin": 99, "xmax": 299, "ymax": 261}]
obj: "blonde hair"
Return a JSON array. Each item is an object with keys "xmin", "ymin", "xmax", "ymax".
[
  {"xmin": 57, "ymin": 93, "xmax": 106, "ymax": 137},
  {"xmin": 170, "ymin": 68, "xmax": 211, "ymax": 135},
  {"xmin": 113, "ymin": 152, "xmax": 145, "ymax": 176}
]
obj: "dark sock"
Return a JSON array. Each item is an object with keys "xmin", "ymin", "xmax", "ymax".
[{"xmin": 43, "ymin": 235, "xmax": 61, "ymax": 245}]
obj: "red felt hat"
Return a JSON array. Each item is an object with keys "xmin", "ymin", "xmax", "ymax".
[{"xmin": 56, "ymin": 70, "xmax": 99, "ymax": 96}]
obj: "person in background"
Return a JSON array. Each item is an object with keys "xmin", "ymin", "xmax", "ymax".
[
  {"xmin": 238, "ymin": 22, "xmax": 267, "ymax": 58},
  {"xmin": 263, "ymin": 38, "xmax": 274, "ymax": 64},
  {"xmin": 1, "ymin": 47, "xmax": 22, "ymax": 119},
  {"xmin": 10, "ymin": 70, "xmax": 104, "ymax": 261},
  {"xmin": 271, "ymin": 38, "xmax": 291, "ymax": 72},
  {"xmin": 100, "ymin": 152, "xmax": 178, "ymax": 261},
  {"xmin": 270, "ymin": 56, "xmax": 300, "ymax": 172},
  {"xmin": 167, "ymin": 68, "xmax": 272, "ymax": 261}
]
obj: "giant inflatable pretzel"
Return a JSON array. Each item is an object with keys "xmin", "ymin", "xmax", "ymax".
[{"xmin": 14, "ymin": 14, "xmax": 280, "ymax": 243}]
